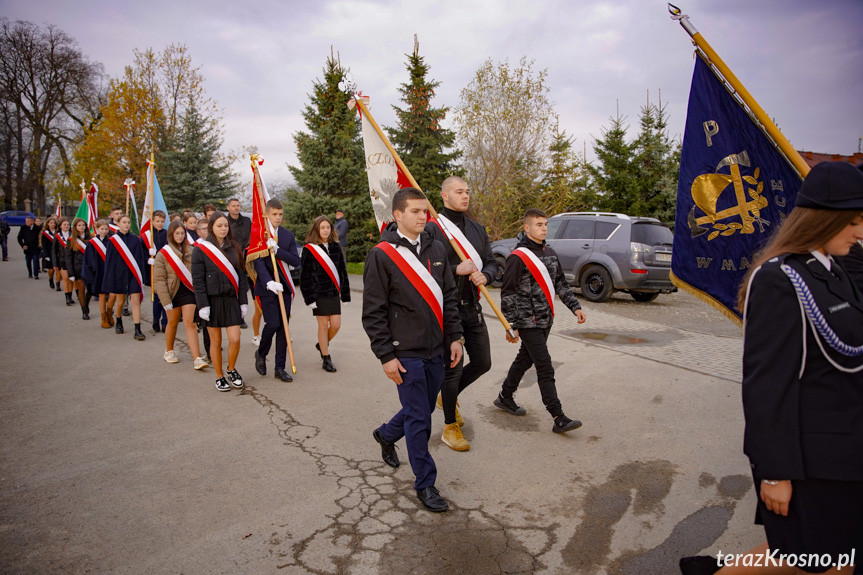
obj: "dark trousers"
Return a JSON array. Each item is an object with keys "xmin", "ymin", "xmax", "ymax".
[
  {"xmin": 258, "ymin": 292, "xmax": 290, "ymax": 369},
  {"xmin": 25, "ymin": 249, "xmax": 40, "ymax": 276},
  {"xmin": 152, "ymin": 294, "xmax": 168, "ymax": 328},
  {"xmin": 1, "ymin": 236, "xmax": 8, "ymax": 259},
  {"xmin": 501, "ymin": 327, "xmax": 562, "ymax": 418},
  {"xmin": 377, "ymin": 355, "xmax": 444, "ymax": 490},
  {"xmin": 442, "ymin": 303, "xmax": 492, "ymax": 424}
]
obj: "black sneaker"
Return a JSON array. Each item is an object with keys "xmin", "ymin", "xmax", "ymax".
[
  {"xmin": 227, "ymin": 369, "xmax": 244, "ymax": 389},
  {"xmin": 240, "ymin": 321, "xmax": 248, "ymax": 329},
  {"xmin": 215, "ymin": 377, "xmax": 231, "ymax": 392},
  {"xmin": 494, "ymin": 393, "xmax": 526, "ymax": 416},
  {"xmin": 416, "ymin": 486, "xmax": 449, "ymax": 512},
  {"xmin": 552, "ymin": 414, "xmax": 582, "ymax": 433}
]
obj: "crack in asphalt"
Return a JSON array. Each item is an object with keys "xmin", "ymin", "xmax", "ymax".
[{"xmin": 240, "ymin": 383, "xmax": 555, "ymax": 574}]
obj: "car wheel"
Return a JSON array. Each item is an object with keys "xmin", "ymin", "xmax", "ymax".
[
  {"xmin": 631, "ymin": 292, "xmax": 659, "ymax": 303},
  {"xmin": 491, "ymin": 255, "xmax": 506, "ymax": 288},
  {"xmin": 580, "ymin": 265, "xmax": 613, "ymax": 302}
]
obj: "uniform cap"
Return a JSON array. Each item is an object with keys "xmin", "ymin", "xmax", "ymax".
[{"xmin": 795, "ymin": 161, "xmax": 863, "ymax": 210}]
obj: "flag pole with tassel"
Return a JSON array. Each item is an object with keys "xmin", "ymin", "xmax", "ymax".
[
  {"xmin": 251, "ymin": 155, "xmax": 296, "ymax": 374},
  {"xmin": 668, "ymin": 3, "xmax": 809, "ymax": 178},
  {"xmin": 351, "ymin": 96, "xmax": 517, "ymax": 341},
  {"xmin": 147, "ymin": 153, "xmax": 155, "ymax": 302}
]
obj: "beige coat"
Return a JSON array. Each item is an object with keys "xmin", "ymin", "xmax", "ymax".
[{"xmin": 153, "ymin": 244, "xmax": 193, "ymax": 306}]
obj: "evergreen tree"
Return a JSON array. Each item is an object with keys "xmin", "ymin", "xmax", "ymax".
[
  {"xmin": 542, "ymin": 124, "xmax": 594, "ymax": 213},
  {"xmin": 159, "ymin": 101, "xmax": 236, "ymax": 211},
  {"xmin": 632, "ymin": 97, "xmax": 679, "ymax": 225},
  {"xmin": 589, "ymin": 109, "xmax": 636, "ymax": 215},
  {"xmin": 385, "ymin": 37, "xmax": 461, "ymax": 209},
  {"xmin": 289, "ymin": 52, "xmax": 365, "ymax": 197}
]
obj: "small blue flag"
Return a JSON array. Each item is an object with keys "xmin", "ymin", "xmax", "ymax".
[{"xmin": 671, "ymin": 55, "xmax": 802, "ymax": 323}]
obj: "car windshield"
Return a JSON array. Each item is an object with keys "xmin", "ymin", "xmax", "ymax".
[{"xmin": 630, "ymin": 223, "xmax": 673, "ymax": 246}]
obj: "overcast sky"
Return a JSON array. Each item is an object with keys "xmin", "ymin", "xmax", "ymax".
[{"xmin": 3, "ymin": 0, "xmax": 862, "ymax": 189}]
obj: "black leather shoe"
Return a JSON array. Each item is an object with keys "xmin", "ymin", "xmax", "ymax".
[
  {"xmin": 153, "ymin": 323, "xmax": 160, "ymax": 333},
  {"xmin": 679, "ymin": 556, "xmax": 721, "ymax": 575},
  {"xmin": 115, "ymin": 317, "xmax": 124, "ymax": 334},
  {"xmin": 255, "ymin": 352, "xmax": 267, "ymax": 375},
  {"xmin": 133, "ymin": 324, "xmax": 146, "ymax": 341},
  {"xmin": 274, "ymin": 367, "xmax": 293, "ymax": 382},
  {"xmin": 49, "ymin": 279, "xmax": 55, "ymax": 289},
  {"xmin": 122, "ymin": 305, "xmax": 130, "ymax": 316},
  {"xmin": 416, "ymin": 486, "xmax": 449, "ymax": 512},
  {"xmin": 65, "ymin": 293, "xmax": 74, "ymax": 306},
  {"xmin": 315, "ymin": 342, "xmax": 323, "ymax": 358},
  {"xmin": 322, "ymin": 355, "xmax": 337, "ymax": 372},
  {"xmin": 372, "ymin": 429, "xmax": 399, "ymax": 468}
]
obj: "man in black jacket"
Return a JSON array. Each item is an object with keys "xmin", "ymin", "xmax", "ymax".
[
  {"xmin": 363, "ymin": 187, "xmax": 463, "ymax": 513},
  {"xmin": 17, "ymin": 216, "xmax": 41, "ymax": 279},
  {"xmin": 0, "ymin": 218, "xmax": 10, "ymax": 260},
  {"xmin": 425, "ymin": 176, "xmax": 498, "ymax": 452},
  {"xmin": 495, "ymin": 208, "xmax": 586, "ymax": 434}
]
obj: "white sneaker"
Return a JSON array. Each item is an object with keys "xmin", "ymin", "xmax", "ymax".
[
  {"xmin": 164, "ymin": 350, "xmax": 179, "ymax": 364},
  {"xmin": 194, "ymin": 356, "xmax": 208, "ymax": 370},
  {"xmin": 252, "ymin": 335, "xmax": 261, "ymax": 347}
]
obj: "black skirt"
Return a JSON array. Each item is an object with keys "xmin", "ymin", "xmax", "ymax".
[
  {"xmin": 755, "ymin": 477, "xmax": 863, "ymax": 573},
  {"xmin": 172, "ymin": 282, "xmax": 196, "ymax": 308},
  {"xmin": 208, "ymin": 295, "xmax": 242, "ymax": 328},
  {"xmin": 313, "ymin": 295, "xmax": 340, "ymax": 316}
]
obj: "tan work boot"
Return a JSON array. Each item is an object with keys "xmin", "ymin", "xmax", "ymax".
[
  {"xmin": 436, "ymin": 393, "xmax": 465, "ymax": 426},
  {"xmin": 441, "ymin": 422, "xmax": 470, "ymax": 451},
  {"xmin": 100, "ymin": 311, "xmax": 111, "ymax": 329}
]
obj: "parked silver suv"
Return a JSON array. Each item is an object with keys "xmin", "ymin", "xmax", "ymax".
[{"xmin": 490, "ymin": 212, "xmax": 676, "ymax": 302}]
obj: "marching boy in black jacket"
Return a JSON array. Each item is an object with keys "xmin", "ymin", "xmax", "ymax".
[
  {"xmin": 495, "ymin": 208, "xmax": 586, "ymax": 433},
  {"xmin": 363, "ymin": 187, "xmax": 463, "ymax": 513}
]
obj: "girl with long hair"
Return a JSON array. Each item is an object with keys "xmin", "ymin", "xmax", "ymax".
[
  {"xmin": 54, "ymin": 218, "xmax": 73, "ymax": 304},
  {"xmin": 153, "ymin": 220, "xmax": 207, "ymax": 369},
  {"xmin": 102, "ymin": 214, "xmax": 148, "ymax": 340},
  {"xmin": 191, "ymin": 212, "xmax": 247, "ymax": 392},
  {"xmin": 65, "ymin": 217, "xmax": 92, "ymax": 320},
  {"xmin": 300, "ymin": 214, "xmax": 350, "ymax": 372},
  {"xmin": 681, "ymin": 161, "xmax": 863, "ymax": 575},
  {"xmin": 40, "ymin": 216, "xmax": 59, "ymax": 290}
]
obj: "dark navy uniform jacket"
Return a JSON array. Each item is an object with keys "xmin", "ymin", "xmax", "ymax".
[
  {"xmin": 742, "ymin": 252, "xmax": 863, "ymax": 482},
  {"xmin": 253, "ymin": 227, "xmax": 300, "ymax": 303},
  {"xmin": 101, "ymin": 231, "xmax": 149, "ymax": 294}
]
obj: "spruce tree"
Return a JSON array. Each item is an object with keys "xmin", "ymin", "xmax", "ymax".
[
  {"xmin": 385, "ymin": 38, "xmax": 461, "ymax": 208},
  {"xmin": 289, "ymin": 52, "xmax": 365, "ymax": 197},
  {"xmin": 542, "ymin": 125, "xmax": 593, "ymax": 213},
  {"xmin": 590, "ymin": 109, "xmax": 636, "ymax": 215},
  {"xmin": 159, "ymin": 102, "xmax": 236, "ymax": 211},
  {"xmin": 632, "ymin": 96, "xmax": 679, "ymax": 225}
]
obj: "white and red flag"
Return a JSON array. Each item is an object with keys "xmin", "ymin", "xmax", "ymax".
[
  {"xmin": 348, "ymin": 94, "xmax": 413, "ymax": 232},
  {"xmin": 140, "ymin": 160, "xmax": 167, "ymax": 251}
]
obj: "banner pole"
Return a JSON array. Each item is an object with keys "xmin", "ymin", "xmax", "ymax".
[
  {"xmin": 148, "ymin": 154, "xmax": 155, "ymax": 302},
  {"xmin": 668, "ymin": 4, "xmax": 810, "ymax": 178},
  {"xmin": 353, "ymin": 97, "xmax": 517, "ymax": 340}
]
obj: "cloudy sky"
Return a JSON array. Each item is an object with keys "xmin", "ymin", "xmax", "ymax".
[{"xmin": 4, "ymin": 0, "xmax": 862, "ymax": 188}]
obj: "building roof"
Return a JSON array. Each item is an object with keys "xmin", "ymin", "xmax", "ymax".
[{"xmin": 797, "ymin": 150, "xmax": 863, "ymax": 168}]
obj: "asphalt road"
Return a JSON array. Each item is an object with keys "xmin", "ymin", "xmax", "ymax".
[{"xmin": 0, "ymin": 254, "xmax": 763, "ymax": 574}]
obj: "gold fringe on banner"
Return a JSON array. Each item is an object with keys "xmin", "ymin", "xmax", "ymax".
[{"xmin": 670, "ymin": 270, "xmax": 743, "ymax": 328}]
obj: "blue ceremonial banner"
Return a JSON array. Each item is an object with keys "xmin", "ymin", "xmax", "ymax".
[{"xmin": 671, "ymin": 55, "xmax": 802, "ymax": 323}]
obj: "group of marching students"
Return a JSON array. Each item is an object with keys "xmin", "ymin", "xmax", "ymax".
[{"xmin": 34, "ymin": 198, "xmax": 351, "ymax": 393}]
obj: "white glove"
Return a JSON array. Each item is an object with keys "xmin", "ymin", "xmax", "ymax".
[
  {"xmin": 308, "ymin": 302, "xmax": 317, "ymax": 310},
  {"xmin": 266, "ymin": 238, "xmax": 278, "ymax": 249},
  {"xmin": 266, "ymin": 280, "xmax": 284, "ymax": 294},
  {"xmin": 147, "ymin": 258, "xmax": 155, "ymax": 265},
  {"xmin": 198, "ymin": 306, "xmax": 210, "ymax": 321},
  {"xmin": 149, "ymin": 247, "xmax": 156, "ymax": 256},
  {"xmin": 69, "ymin": 276, "xmax": 75, "ymax": 282},
  {"xmin": 240, "ymin": 304, "xmax": 248, "ymax": 317},
  {"xmin": 163, "ymin": 303, "xmax": 173, "ymax": 311}
]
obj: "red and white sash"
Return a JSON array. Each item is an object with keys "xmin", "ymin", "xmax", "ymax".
[
  {"xmin": 197, "ymin": 240, "xmax": 239, "ymax": 295},
  {"xmin": 267, "ymin": 232, "xmax": 296, "ymax": 299},
  {"xmin": 305, "ymin": 243, "xmax": 340, "ymax": 291},
  {"xmin": 375, "ymin": 241, "xmax": 443, "ymax": 333},
  {"xmin": 432, "ymin": 214, "xmax": 483, "ymax": 271},
  {"xmin": 186, "ymin": 231, "xmax": 198, "ymax": 246},
  {"xmin": 75, "ymin": 237, "xmax": 88, "ymax": 252},
  {"xmin": 89, "ymin": 237, "xmax": 107, "ymax": 261},
  {"xmin": 42, "ymin": 229, "xmax": 55, "ymax": 243},
  {"xmin": 512, "ymin": 247, "xmax": 555, "ymax": 316},
  {"xmin": 56, "ymin": 232, "xmax": 69, "ymax": 249},
  {"xmin": 160, "ymin": 245, "xmax": 193, "ymax": 291},
  {"xmin": 108, "ymin": 222, "xmax": 119, "ymax": 232},
  {"xmin": 109, "ymin": 234, "xmax": 144, "ymax": 292},
  {"xmin": 141, "ymin": 229, "xmax": 153, "ymax": 250}
]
